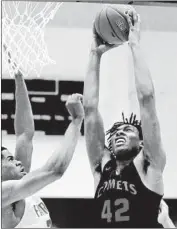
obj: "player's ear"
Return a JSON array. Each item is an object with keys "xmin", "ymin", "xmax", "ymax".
[{"xmin": 139, "ymin": 140, "xmax": 143, "ymax": 149}]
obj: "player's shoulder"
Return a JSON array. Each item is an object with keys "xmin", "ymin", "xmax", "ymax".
[{"xmin": 93, "ymin": 147, "xmax": 112, "ymax": 188}]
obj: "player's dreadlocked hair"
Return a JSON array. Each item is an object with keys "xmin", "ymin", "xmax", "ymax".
[{"xmin": 106, "ymin": 113, "xmax": 143, "ymax": 153}]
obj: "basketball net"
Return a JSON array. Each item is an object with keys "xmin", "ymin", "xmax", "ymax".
[{"xmin": 2, "ymin": 1, "xmax": 63, "ymax": 78}]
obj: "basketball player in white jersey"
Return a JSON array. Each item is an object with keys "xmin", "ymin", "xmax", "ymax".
[{"xmin": 2, "ymin": 48, "xmax": 84, "ymax": 228}]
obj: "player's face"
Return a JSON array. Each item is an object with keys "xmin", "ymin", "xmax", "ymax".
[
  {"xmin": 110, "ymin": 124, "xmax": 142, "ymax": 160},
  {"xmin": 1, "ymin": 149, "xmax": 26, "ymax": 181}
]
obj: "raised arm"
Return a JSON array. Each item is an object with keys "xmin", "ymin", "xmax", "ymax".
[
  {"xmin": 4, "ymin": 46, "xmax": 35, "ymax": 173},
  {"xmin": 14, "ymin": 70, "xmax": 35, "ymax": 173},
  {"xmin": 83, "ymin": 29, "xmax": 117, "ymax": 174},
  {"xmin": 2, "ymin": 94, "xmax": 84, "ymax": 207},
  {"xmin": 127, "ymin": 12, "xmax": 166, "ymax": 172}
]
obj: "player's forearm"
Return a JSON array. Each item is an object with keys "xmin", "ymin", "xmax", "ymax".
[
  {"xmin": 2, "ymin": 118, "xmax": 82, "ymax": 207},
  {"xmin": 161, "ymin": 216, "xmax": 176, "ymax": 228},
  {"xmin": 44, "ymin": 117, "xmax": 83, "ymax": 175},
  {"xmin": 130, "ymin": 45, "xmax": 155, "ymax": 101},
  {"xmin": 14, "ymin": 72, "xmax": 34, "ymax": 138},
  {"xmin": 84, "ymin": 51, "xmax": 101, "ymax": 110},
  {"xmin": 2, "ymin": 170, "xmax": 58, "ymax": 207}
]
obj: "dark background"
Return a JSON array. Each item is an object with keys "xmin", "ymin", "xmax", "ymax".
[
  {"xmin": 42, "ymin": 198, "xmax": 177, "ymax": 228},
  {"xmin": 1, "ymin": 79, "xmax": 84, "ymax": 135}
]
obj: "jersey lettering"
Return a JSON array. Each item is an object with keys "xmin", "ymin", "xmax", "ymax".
[
  {"xmin": 38, "ymin": 202, "xmax": 49, "ymax": 214},
  {"xmin": 46, "ymin": 219, "xmax": 52, "ymax": 227},
  {"xmin": 115, "ymin": 198, "xmax": 130, "ymax": 222},
  {"xmin": 101, "ymin": 198, "xmax": 130, "ymax": 223},
  {"xmin": 96, "ymin": 162, "xmax": 162, "ymax": 227},
  {"xmin": 97, "ymin": 179, "xmax": 137, "ymax": 198},
  {"xmin": 101, "ymin": 200, "xmax": 112, "ymax": 223},
  {"xmin": 33, "ymin": 202, "xmax": 49, "ymax": 217}
]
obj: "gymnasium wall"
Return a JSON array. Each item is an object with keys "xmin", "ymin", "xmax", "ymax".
[{"xmin": 2, "ymin": 28, "xmax": 177, "ymax": 198}]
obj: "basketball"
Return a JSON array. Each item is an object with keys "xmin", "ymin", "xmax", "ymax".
[{"xmin": 94, "ymin": 6, "xmax": 131, "ymax": 45}]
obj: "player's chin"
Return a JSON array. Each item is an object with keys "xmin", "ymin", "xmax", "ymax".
[
  {"xmin": 115, "ymin": 144, "xmax": 128, "ymax": 154},
  {"xmin": 21, "ymin": 171, "xmax": 27, "ymax": 177},
  {"xmin": 114, "ymin": 146, "xmax": 133, "ymax": 160},
  {"xmin": 18, "ymin": 171, "xmax": 26, "ymax": 178}
]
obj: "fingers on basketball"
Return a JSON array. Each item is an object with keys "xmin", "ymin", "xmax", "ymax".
[
  {"xmin": 93, "ymin": 26, "xmax": 106, "ymax": 46},
  {"xmin": 124, "ymin": 9, "xmax": 140, "ymax": 30},
  {"xmin": 136, "ymin": 14, "xmax": 141, "ymax": 27},
  {"xmin": 124, "ymin": 11, "xmax": 133, "ymax": 28},
  {"xmin": 132, "ymin": 12, "xmax": 141, "ymax": 29}
]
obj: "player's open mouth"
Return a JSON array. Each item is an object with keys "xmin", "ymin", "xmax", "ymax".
[
  {"xmin": 115, "ymin": 137, "xmax": 126, "ymax": 145},
  {"xmin": 20, "ymin": 167, "xmax": 25, "ymax": 173}
]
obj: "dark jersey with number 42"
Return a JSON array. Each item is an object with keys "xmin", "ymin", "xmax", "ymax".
[{"xmin": 94, "ymin": 160, "xmax": 163, "ymax": 228}]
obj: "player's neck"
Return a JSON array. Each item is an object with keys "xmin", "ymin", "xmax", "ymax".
[{"xmin": 115, "ymin": 159, "xmax": 132, "ymax": 173}]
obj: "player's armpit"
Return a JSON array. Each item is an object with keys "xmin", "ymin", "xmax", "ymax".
[
  {"xmin": 134, "ymin": 151, "xmax": 164, "ymax": 195},
  {"xmin": 139, "ymin": 97, "xmax": 166, "ymax": 172},
  {"xmin": 2, "ymin": 168, "xmax": 58, "ymax": 208}
]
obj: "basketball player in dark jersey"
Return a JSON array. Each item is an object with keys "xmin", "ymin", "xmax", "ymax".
[{"xmin": 83, "ymin": 9, "xmax": 166, "ymax": 227}]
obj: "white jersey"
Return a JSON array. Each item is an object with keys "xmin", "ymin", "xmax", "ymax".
[{"xmin": 15, "ymin": 196, "xmax": 52, "ymax": 228}]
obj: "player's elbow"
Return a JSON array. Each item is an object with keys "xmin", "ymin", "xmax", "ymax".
[
  {"xmin": 47, "ymin": 162, "xmax": 67, "ymax": 178},
  {"xmin": 52, "ymin": 165, "xmax": 67, "ymax": 178},
  {"xmin": 20, "ymin": 128, "xmax": 34, "ymax": 140},
  {"xmin": 26, "ymin": 130, "xmax": 34, "ymax": 140},
  {"xmin": 26, "ymin": 123, "xmax": 35, "ymax": 138},
  {"xmin": 138, "ymin": 89, "xmax": 155, "ymax": 104}
]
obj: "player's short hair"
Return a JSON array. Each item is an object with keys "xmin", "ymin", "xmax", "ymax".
[
  {"xmin": 1, "ymin": 146, "xmax": 8, "ymax": 159},
  {"xmin": 106, "ymin": 113, "xmax": 143, "ymax": 152},
  {"xmin": 1, "ymin": 146, "xmax": 7, "ymax": 152}
]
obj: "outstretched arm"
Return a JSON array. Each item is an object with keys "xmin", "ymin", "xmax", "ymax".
[
  {"xmin": 127, "ymin": 12, "xmax": 166, "ymax": 173},
  {"xmin": 2, "ymin": 94, "xmax": 84, "ymax": 207},
  {"xmin": 4, "ymin": 46, "xmax": 35, "ymax": 173},
  {"xmin": 84, "ymin": 29, "xmax": 117, "ymax": 175},
  {"xmin": 84, "ymin": 49, "xmax": 105, "ymax": 174},
  {"xmin": 14, "ymin": 71, "xmax": 35, "ymax": 173}
]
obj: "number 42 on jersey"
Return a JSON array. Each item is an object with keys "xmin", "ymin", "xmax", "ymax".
[{"xmin": 101, "ymin": 198, "xmax": 130, "ymax": 223}]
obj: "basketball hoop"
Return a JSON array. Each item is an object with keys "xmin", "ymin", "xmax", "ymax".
[{"xmin": 2, "ymin": 1, "xmax": 63, "ymax": 78}]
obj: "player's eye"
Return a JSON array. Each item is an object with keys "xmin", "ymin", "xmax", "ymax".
[
  {"xmin": 7, "ymin": 156, "xmax": 13, "ymax": 161},
  {"xmin": 125, "ymin": 127, "xmax": 133, "ymax": 132}
]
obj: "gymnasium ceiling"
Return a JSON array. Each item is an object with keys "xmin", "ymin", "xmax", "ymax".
[
  {"xmin": 47, "ymin": 3, "xmax": 177, "ymax": 31},
  {"xmin": 2, "ymin": 1, "xmax": 177, "ymax": 31}
]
